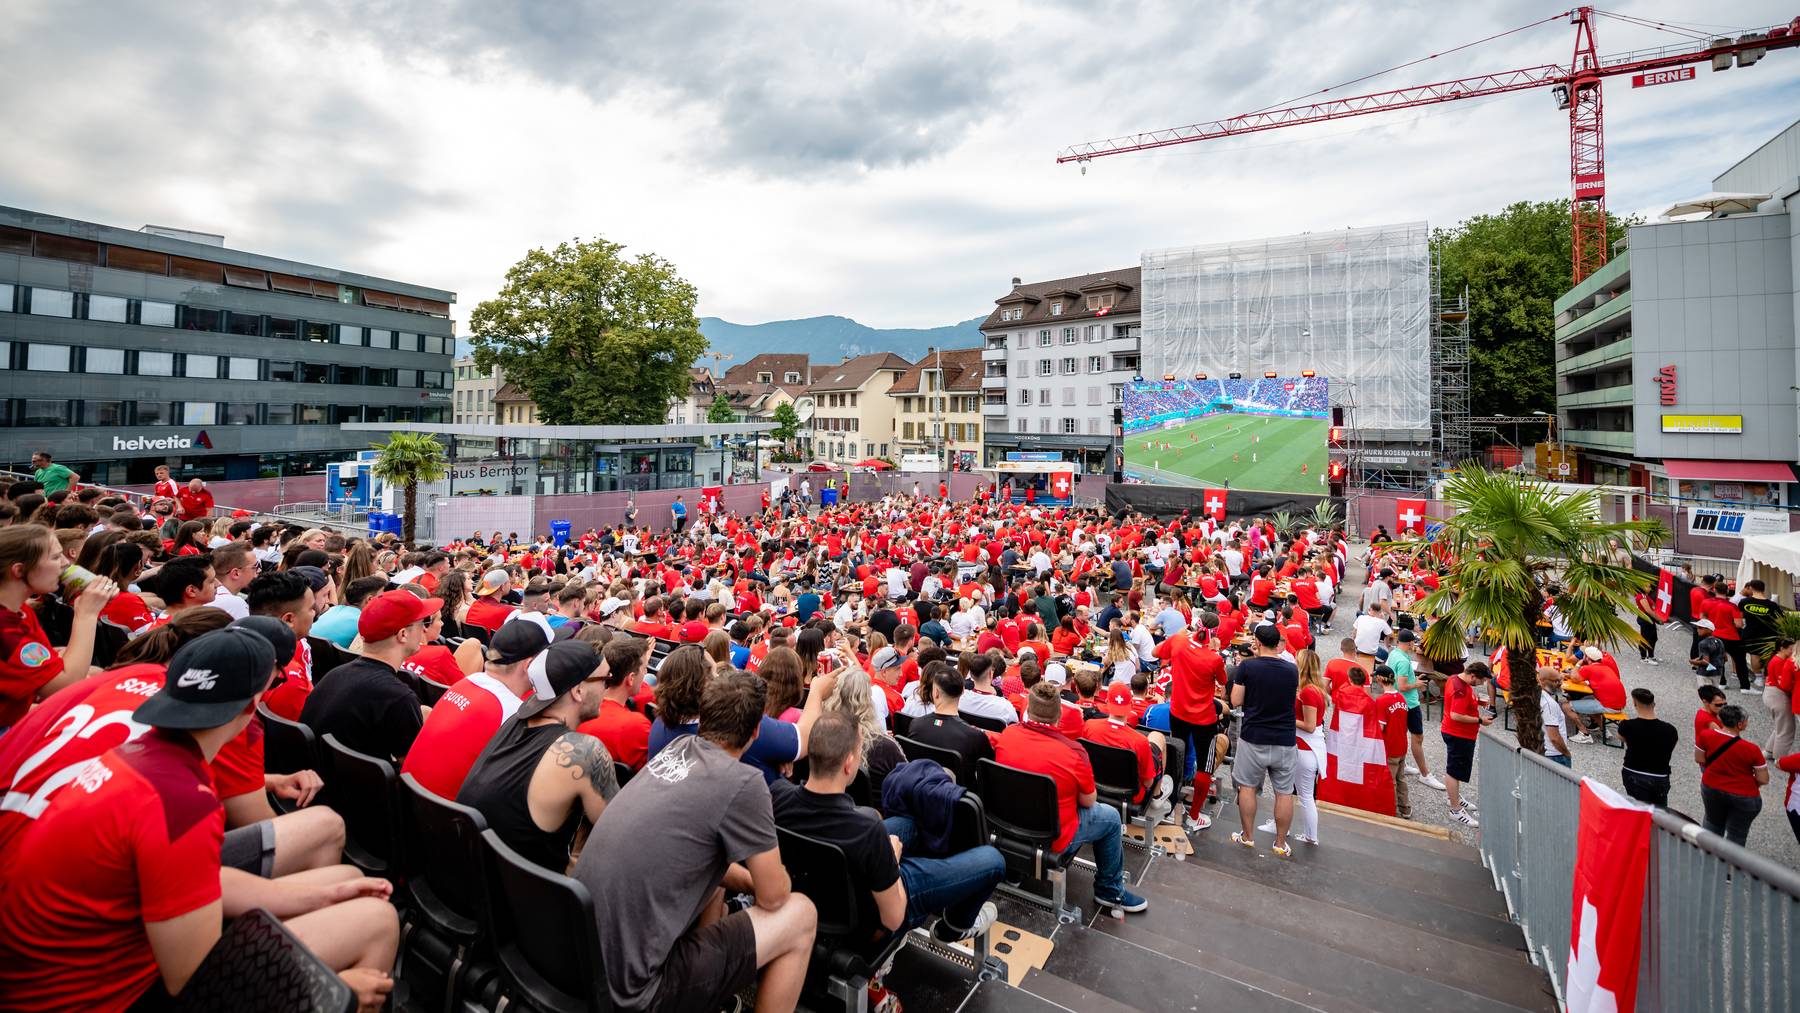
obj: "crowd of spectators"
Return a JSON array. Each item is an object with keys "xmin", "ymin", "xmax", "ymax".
[{"xmin": 1124, "ymin": 375, "xmax": 1327, "ymax": 431}]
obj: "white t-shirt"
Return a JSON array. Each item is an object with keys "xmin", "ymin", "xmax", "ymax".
[
  {"xmin": 1541, "ymin": 691, "xmax": 1567, "ymax": 757},
  {"xmin": 205, "ymin": 586, "xmax": 249, "ymax": 620},
  {"xmin": 959, "ymin": 690, "xmax": 1018, "ymax": 726},
  {"xmin": 1352, "ymin": 614, "xmax": 1393, "ymax": 655},
  {"xmin": 1222, "ymin": 549, "xmax": 1245, "ymax": 576},
  {"xmin": 1129, "ymin": 624, "xmax": 1158, "ymax": 664}
]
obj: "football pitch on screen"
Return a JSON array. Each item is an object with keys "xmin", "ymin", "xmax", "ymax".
[{"xmin": 1123, "ymin": 413, "xmax": 1328, "ymax": 495}]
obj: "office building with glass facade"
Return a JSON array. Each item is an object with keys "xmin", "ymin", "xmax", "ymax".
[{"xmin": 0, "ymin": 205, "xmax": 455, "ymax": 483}]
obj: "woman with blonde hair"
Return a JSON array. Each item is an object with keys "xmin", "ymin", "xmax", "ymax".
[
  {"xmin": 821, "ymin": 664, "xmax": 907, "ymax": 793},
  {"xmin": 340, "ymin": 540, "xmax": 377, "ymax": 589},
  {"xmin": 760, "ymin": 646, "xmax": 807, "ymax": 722},
  {"xmin": 1278, "ymin": 647, "xmax": 1330, "ymax": 848},
  {"xmin": 1104, "ymin": 628, "xmax": 1138, "ymax": 683},
  {"xmin": 701, "ymin": 629, "xmax": 733, "ymax": 669}
]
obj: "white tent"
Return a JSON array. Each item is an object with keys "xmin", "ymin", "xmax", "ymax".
[{"xmin": 1736, "ymin": 531, "xmax": 1800, "ymax": 601}]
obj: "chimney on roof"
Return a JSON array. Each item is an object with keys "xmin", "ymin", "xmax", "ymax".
[{"xmin": 1011, "ymin": 276, "xmax": 1021, "ymax": 286}]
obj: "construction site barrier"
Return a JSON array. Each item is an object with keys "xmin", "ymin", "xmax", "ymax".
[{"xmin": 1476, "ymin": 729, "xmax": 1800, "ymax": 1012}]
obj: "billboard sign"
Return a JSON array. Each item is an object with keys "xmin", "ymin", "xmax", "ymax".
[
  {"xmin": 1631, "ymin": 67, "xmax": 1694, "ymax": 88},
  {"xmin": 1661, "ymin": 414, "xmax": 1742, "ymax": 434},
  {"xmin": 1687, "ymin": 506, "xmax": 1788, "ymax": 539}
]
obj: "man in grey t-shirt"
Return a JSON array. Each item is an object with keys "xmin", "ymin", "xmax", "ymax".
[{"xmin": 575, "ymin": 670, "xmax": 818, "ymax": 1012}]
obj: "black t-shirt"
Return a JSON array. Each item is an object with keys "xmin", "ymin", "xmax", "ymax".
[
  {"xmin": 299, "ymin": 655, "xmax": 424, "ymax": 760},
  {"xmin": 869, "ymin": 609, "xmax": 901, "ymax": 641},
  {"xmin": 769, "ymin": 780, "xmax": 899, "ymax": 893},
  {"xmin": 1236, "ymin": 655, "xmax": 1300, "ymax": 747},
  {"xmin": 1739, "ymin": 597, "xmax": 1784, "ymax": 643},
  {"xmin": 1617, "ymin": 718, "xmax": 1679, "ymax": 776},
  {"xmin": 458, "ymin": 719, "xmax": 596, "ymax": 872},
  {"xmin": 907, "ymin": 713, "xmax": 993, "ymax": 775}
]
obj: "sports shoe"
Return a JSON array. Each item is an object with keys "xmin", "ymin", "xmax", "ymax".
[
  {"xmin": 1141, "ymin": 796, "xmax": 1173, "ymax": 825},
  {"xmin": 934, "ymin": 902, "xmax": 998, "ymax": 943},
  {"xmin": 1420, "ymin": 773, "xmax": 1447, "ymax": 791},
  {"xmin": 1569, "ymin": 732, "xmax": 1595, "ymax": 744},
  {"xmin": 1095, "ymin": 888, "xmax": 1149, "ymax": 914},
  {"xmin": 1450, "ymin": 806, "xmax": 1480, "ymax": 827},
  {"xmin": 1740, "ymin": 688, "xmax": 1759, "ymax": 695},
  {"xmin": 1150, "ymin": 774, "xmax": 1174, "ymax": 805},
  {"xmin": 1270, "ymin": 841, "xmax": 1293, "ymax": 858},
  {"xmin": 1258, "ymin": 819, "xmax": 1277, "ymax": 834},
  {"xmin": 1183, "ymin": 812, "xmax": 1212, "ymax": 833},
  {"xmin": 1645, "ymin": 658, "xmax": 1660, "ymax": 666},
  {"xmin": 1230, "ymin": 830, "xmax": 1257, "ymax": 849},
  {"xmin": 1404, "ymin": 763, "xmax": 1421, "ymax": 776}
]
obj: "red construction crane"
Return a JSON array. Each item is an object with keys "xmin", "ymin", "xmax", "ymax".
[{"xmin": 1058, "ymin": 8, "xmax": 1800, "ymax": 283}]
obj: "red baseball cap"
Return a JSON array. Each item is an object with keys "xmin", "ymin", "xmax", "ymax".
[
  {"xmin": 1099, "ymin": 683, "xmax": 1137, "ymax": 718},
  {"xmin": 358, "ymin": 590, "xmax": 444, "ymax": 642},
  {"xmin": 679, "ymin": 620, "xmax": 709, "ymax": 643}
]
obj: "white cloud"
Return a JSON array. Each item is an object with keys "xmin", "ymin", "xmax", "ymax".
[{"xmin": 2, "ymin": 1, "xmax": 1796, "ymax": 332}]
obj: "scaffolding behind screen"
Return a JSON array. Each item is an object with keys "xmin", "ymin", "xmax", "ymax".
[{"xmin": 1139, "ymin": 222, "xmax": 1432, "ymax": 434}]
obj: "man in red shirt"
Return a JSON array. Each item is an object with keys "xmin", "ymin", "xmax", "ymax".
[
  {"xmin": 464, "ymin": 569, "xmax": 518, "ymax": 634},
  {"xmin": 1087, "ymin": 685, "xmax": 1172, "ymax": 823},
  {"xmin": 0, "ymin": 628, "xmax": 401, "ymax": 1012},
  {"xmin": 577, "ymin": 636, "xmax": 655, "ymax": 771},
  {"xmin": 1323, "ymin": 637, "xmax": 1359, "ymax": 693},
  {"xmin": 248, "ymin": 570, "xmax": 318, "ymax": 721},
  {"xmin": 175, "ymin": 477, "xmax": 215, "ymax": 522},
  {"xmin": 1154, "ymin": 618, "xmax": 1225, "ymax": 832},
  {"xmin": 1369, "ymin": 665, "xmax": 1412, "ymax": 819},
  {"xmin": 630, "ymin": 595, "xmax": 678, "ymax": 640},
  {"xmin": 152, "ymin": 464, "xmax": 180, "ymax": 501},
  {"xmin": 1439, "ymin": 662, "xmax": 1492, "ymax": 827},
  {"xmin": 1567, "ymin": 647, "xmax": 1627, "ymax": 742},
  {"xmin": 403, "ymin": 621, "xmax": 548, "ymax": 798},
  {"xmin": 994, "ymin": 683, "xmax": 1146, "ymax": 915}
]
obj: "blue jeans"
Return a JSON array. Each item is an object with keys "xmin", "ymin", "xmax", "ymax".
[
  {"xmin": 1548, "ymin": 753, "xmax": 1572, "ymax": 768},
  {"xmin": 1058, "ymin": 803, "xmax": 1124, "ymax": 899},
  {"xmin": 883, "ymin": 816, "xmax": 1006, "ymax": 933}
]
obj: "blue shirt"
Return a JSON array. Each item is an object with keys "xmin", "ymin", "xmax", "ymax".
[
  {"xmin": 1140, "ymin": 701, "xmax": 1171, "ymax": 733},
  {"xmin": 795, "ymin": 593, "xmax": 821, "ymax": 624},
  {"xmin": 311, "ymin": 605, "xmax": 362, "ymax": 649},
  {"xmin": 671, "ymin": 501, "xmax": 686, "ymax": 517},
  {"xmin": 1154, "ymin": 607, "xmax": 1186, "ymax": 638},
  {"xmin": 646, "ymin": 716, "xmax": 800, "ymax": 785},
  {"xmin": 729, "ymin": 642, "xmax": 752, "ymax": 669}
]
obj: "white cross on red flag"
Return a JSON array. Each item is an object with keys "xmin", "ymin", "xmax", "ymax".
[
  {"xmin": 1203, "ymin": 490, "xmax": 1227, "ymax": 522},
  {"xmin": 1650, "ymin": 568, "xmax": 1674, "ymax": 622},
  {"xmin": 1316, "ymin": 683, "xmax": 1396, "ymax": 815},
  {"xmin": 1051, "ymin": 472, "xmax": 1072, "ymax": 500},
  {"xmin": 1565, "ymin": 779, "xmax": 1652, "ymax": 1013},
  {"xmin": 1395, "ymin": 498, "xmax": 1427, "ymax": 535}
]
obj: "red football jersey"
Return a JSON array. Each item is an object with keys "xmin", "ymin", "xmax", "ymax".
[
  {"xmin": 401, "ymin": 673, "xmax": 523, "ymax": 799},
  {"xmin": 262, "ymin": 638, "xmax": 314, "ymax": 722},
  {"xmin": 0, "ymin": 732, "xmax": 224, "ymax": 1012},
  {"xmin": 0, "ymin": 602, "xmax": 63, "ymax": 729}
]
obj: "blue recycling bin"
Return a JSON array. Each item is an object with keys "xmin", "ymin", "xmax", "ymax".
[
  {"xmin": 366, "ymin": 511, "xmax": 388, "ymax": 537},
  {"xmin": 550, "ymin": 519, "xmax": 572, "ymax": 547},
  {"xmin": 820, "ymin": 488, "xmax": 838, "ymax": 508}
]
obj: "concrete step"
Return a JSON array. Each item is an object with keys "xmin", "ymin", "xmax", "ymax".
[
  {"xmin": 1040, "ymin": 918, "xmax": 1323, "ymax": 1012},
  {"xmin": 1016, "ymin": 968, "xmax": 1142, "ymax": 1013}
]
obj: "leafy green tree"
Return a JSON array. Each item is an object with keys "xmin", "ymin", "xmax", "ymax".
[
  {"xmin": 370, "ymin": 432, "xmax": 449, "ymax": 544},
  {"xmin": 469, "ymin": 239, "xmax": 708, "ymax": 425},
  {"xmin": 1433, "ymin": 201, "xmax": 1631, "ymax": 421},
  {"xmin": 706, "ymin": 392, "xmax": 736, "ymax": 424},
  {"xmin": 1412, "ymin": 468, "xmax": 1665, "ymax": 669},
  {"xmin": 770, "ymin": 400, "xmax": 801, "ymax": 447}
]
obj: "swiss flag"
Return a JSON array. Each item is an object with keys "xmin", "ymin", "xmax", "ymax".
[
  {"xmin": 1050, "ymin": 471, "xmax": 1072, "ymax": 499},
  {"xmin": 1395, "ymin": 498, "xmax": 1427, "ymax": 535},
  {"xmin": 1566, "ymin": 779, "xmax": 1652, "ymax": 1013},
  {"xmin": 1202, "ymin": 489, "xmax": 1227, "ymax": 522},
  {"xmin": 1650, "ymin": 568, "xmax": 1674, "ymax": 622},
  {"xmin": 1490, "ymin": 645, "xmax": 1511, "ymax": 692},
  {"xmin": 1315, "ymin": 682, "xmax": 1397, "ymax": 816},
  {"xmin": 701, "ymin": 485, "xmax": 723, "ymax": 513}
]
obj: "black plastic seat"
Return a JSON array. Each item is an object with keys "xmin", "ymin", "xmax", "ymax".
[
  {"xmin": 612, "ymin": 760, "xmax": 633, "ymax": 788},
  {"xmin": 1080, "ymin": 738, "xmax": 1144, "ymax": 822},
  {"xmin": 897, "ymin": 734, "xmax": 968, "ymax": 784},
  {"xmin": 399, "ymin": 773, "xmax": 497, "ymax": 1013},
  {"xmin": 416, "ymin": 675, "xmax": 452, "ymax": 707},
  {"xmin": 960, "ymin": 711, "xmax": 1010, "ymax": 734},
  {"xmin": 320, "ymin": 734, "xmax": 402, "ymax": 879},
  {"xmin": 974, "ymin": 758, "xmax": 1078, "ymax": 923},
  {"xmin": 174, "ymin": 908, "xmax": 354, "ymax": 1013},
  {"xmin": 890, "ymin": 712, "xmax": 913, "ymax": 736},
  {"xmin": 478, "ymin": 828, "xmax": 612, "ymax": 1012},
  {"xmin": 778, "ymin": 826, "xmax": 910, "ymax": 1011},
  {"xmin": 259, "ymin": 701, "xmax": 318, "ymax": 778}
]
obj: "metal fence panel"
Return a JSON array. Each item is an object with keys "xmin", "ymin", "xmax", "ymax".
[{"xmin": 1477, "ymin": 731, "xmax": 1520, "ymax": 907}]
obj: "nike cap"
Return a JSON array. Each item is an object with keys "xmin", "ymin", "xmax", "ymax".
[{"xmin": 134, "ymin": 627, "xmax": 277, "ymax": 730}]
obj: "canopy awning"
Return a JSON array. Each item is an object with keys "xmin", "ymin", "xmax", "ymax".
[
  {"xmin": 1661, "ymin": 459, "xmax": 1797, "ymax": 483},
  {"xmin": 1661, "ymin": 192, "xmax": 1770, "ymax": 218},
  {"xmin": 1737, "ymin": 530, "xmax": 1800, "ymax": 598}
]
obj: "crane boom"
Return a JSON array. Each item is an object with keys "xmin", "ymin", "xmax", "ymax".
[{"xmin": 1058, "ymin": 10, "xmax": 1800, "ymax": 282}]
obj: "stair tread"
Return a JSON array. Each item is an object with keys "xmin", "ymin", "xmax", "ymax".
[
  {"xmin": 1041, "ymin": 920, "xmax": 1321, "ymax": 1012},
  {"xmin": 1114, "ymin": 865, "xmax": 1557, "ymax": 1012},
  {"xmin": 1133, "ymin": 857, "xmax": 1552, "ymax": 1005},
  {"xmin": 1165, "ymin": 830, "xmax": 1522, "ymax": 949},
  {"xmin": 1214, "ymin": 796, "xmax": 1480, "ymax": 859},
  {"xmin": 1018, "ymin": 968, "xmax": 1142, "ymax": 1013},
  {"xmin": 958, "ymin": 979, "xmax": 1082, "ymax": 1013}
]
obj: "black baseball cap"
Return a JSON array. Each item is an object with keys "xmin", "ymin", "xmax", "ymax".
[
  {"xmin": 230, "ymin": 615, "xmax": 298, "ymax": 668},
  {"xmin": 516, "ymin": 641, "xmax": 603, "ymax": 720},
  {"xmin": 1253, "ymin": 624, "xmax": 1282, "ymax": 648},
  {"xmin": 134, "ymin": 628, "xmax": 278, "ymax": 730},
  {"xmin": 289, "ymin": 565, "xmax": 331, "ymax": 593},
  {"xmin": 486, "ymin": 620, "xmax": 551, "ymax": 666}
]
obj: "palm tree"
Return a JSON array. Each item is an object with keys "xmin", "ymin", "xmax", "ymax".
[
  {"xmin": 370, "ymin": 432, "xmax": 449, "ymax": 545},
  {"xmin": 1411, "ymin": 468, "xmax": 1666, "ymax": 667}
]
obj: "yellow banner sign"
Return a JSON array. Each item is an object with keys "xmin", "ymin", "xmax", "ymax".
[{"xmin": 1661, "ymin": 414, "xmax": 1742, "ymax": 434}]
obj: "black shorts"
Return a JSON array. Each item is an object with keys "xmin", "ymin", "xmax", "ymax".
[
  {"xmin": 648, "ymin": 908, "xmax": 759, "ymax": 1013},
  {"xmin": 1405, "ymin": 705, "xmax": 1423, "ymax": 736},
  {"xmin": 1442, "ymin": 734, "xmax": 1476, "ymax": 783},
  {"xmin": 220, "ymin": 820, "xmax": 276, "ymax": 878}
]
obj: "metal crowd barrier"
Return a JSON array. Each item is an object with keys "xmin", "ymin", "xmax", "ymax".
[{"xmin": 1477, "ymin": 729, "xmax": 1800, "ymax": 1012}]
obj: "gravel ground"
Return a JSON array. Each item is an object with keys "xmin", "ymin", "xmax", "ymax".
[{"xmin": 1331, "ymin": 544, "xmax": 1799, "ymax": 866}]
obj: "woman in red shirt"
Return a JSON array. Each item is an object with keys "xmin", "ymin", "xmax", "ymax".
[
  {"xmin": 1051, "ymin": 616, "xmax": 1082, "ymax": 657},
  {"xmin": 1694, "ymin": 704, "xmax": 1769, "ymax": 845},
  {"xmin": 1288, "ymin": 649, "xmax": 1329, "ymax": 847}
]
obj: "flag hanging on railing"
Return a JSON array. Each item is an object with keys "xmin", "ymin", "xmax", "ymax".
[
  {"xmin": 1565, "ymin": 779, "xmax": 1651, "ymax": 1013},
  {"xmin": 1316, "ymin": 682, "xmax": 1397, "ymax": 816}
]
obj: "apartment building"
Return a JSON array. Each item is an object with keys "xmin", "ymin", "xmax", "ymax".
[
  {"xmin": 978, "ymin": 268, "xmax": 1140, "ymax": 473},
  {"xmin": 890, "ymin": 347, "xmax": 983, "ymax": 470},
  {"xmin": 801, "ymin": 351, "xmax": 911, "ymax": 462},
  {"xmin": 666, "ymin": 367, "xmax": 717, "ymax": 426},
  {"xmin": 719, "ymin": 353, "xmax": 811, "ymax": 425},
  {"xmin": 452, "ymin": 355, "xmax": 500, "ymax": 426}
]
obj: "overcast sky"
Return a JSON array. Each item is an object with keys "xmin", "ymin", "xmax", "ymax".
[{"xmin": 4, "ymin": 1, "xmax": 1798, "ymax": 332}]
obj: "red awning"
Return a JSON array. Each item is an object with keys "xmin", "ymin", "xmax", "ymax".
[{"xmin": 1662, "ymin": 459, "xmax": 1798, "ymax": 482}]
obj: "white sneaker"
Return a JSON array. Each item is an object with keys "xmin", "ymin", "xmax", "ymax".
[
  {"xmin": 935, "ymin": 902, "xmax": 999, "ymax": 942},
  {"xmin": 1183, "ymin": 812, "xmax": 1212, "ymax": 833},
  {"xmin": 1569, "ymin": 732, "xmax": 1595, "ymax": 744},
  {"xmin": 1450, "ymin": 806, "xmax": 1480, "ymax": 827},
  {"xmin": 1740, "ymin": 688, "xmax": 1760, "ymax": 695},
  {"xmin": 1404, "ymin": 764, "xmax": 1421, "ymax": 776},
  {"xmin": 1141, "ymin": 796, "xmax": 1173, "ymax": 825},
  {"xmin": 1420, "ymin": 773, "xmax": 1447, "ymax": 791},
  {"xmin": 1258, "ymin": 819, "xmax": 1277, "ymax": 834},
  {"xmin": 1645, "ymin": 658, "xmax": 1660, "ymax": 666}
]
